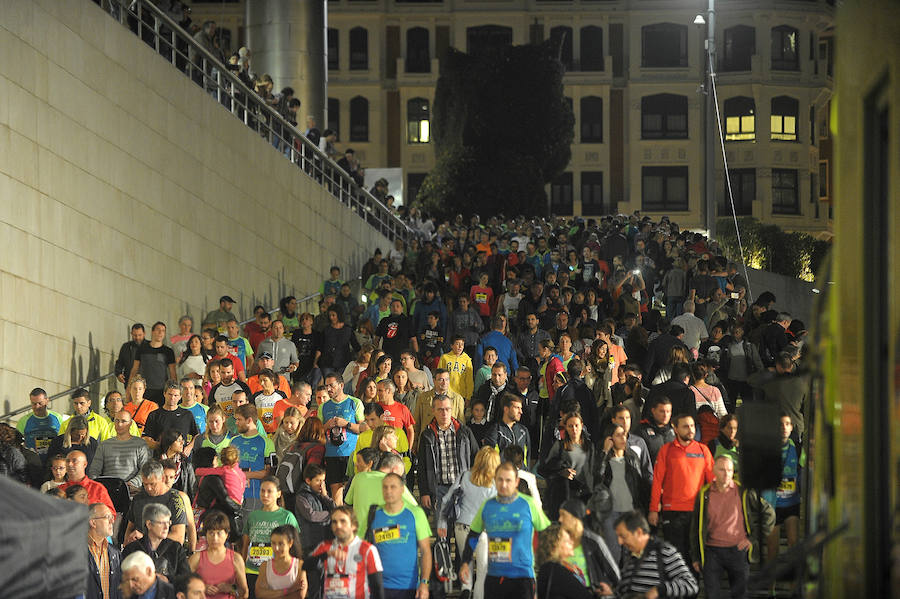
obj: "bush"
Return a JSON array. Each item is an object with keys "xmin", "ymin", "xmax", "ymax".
[{"xmin": 716, "ymin": 217, "xmax": 831, "ymax": 280}]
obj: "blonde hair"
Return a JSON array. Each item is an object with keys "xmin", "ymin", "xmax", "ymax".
[
  {"xmin": 469, "ymin": 446, "xmax": 501, "ymax": 488},
  {"xmin": 278, "ymin": 407, "xmax": 304, "ymax": 437},
  {"xmin": 370, "ymin": 425, "xmax": 397, "ymax": 451},
  {"xmin": 126, "ymin": 375, "xmax": 146, "ymax": 404},
  {"xmin": 220, "ymin": 445, "xmax": 240, "ymax": 466}
]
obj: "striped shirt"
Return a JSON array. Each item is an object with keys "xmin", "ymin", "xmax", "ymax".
[
  {"xmin": 617, "ymin": 539, "xmax": 699, "ymax": 598},
  {"xmin": 309, "ymin": 536, "xmax": 383, "ymax": 599},
  {"xmin": 88, "ymin": 536, "xmax": 110, "ymax": 599}
]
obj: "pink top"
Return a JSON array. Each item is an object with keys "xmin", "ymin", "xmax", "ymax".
[
  {"xmin": 195, "ymin": 464, "xmax": 247, "ymax": 505},
  {"xmin": 196, "ymin": 548, "xmax": 237, "ymax": 599},
  {"xmin": 264, "ymin": 557, "xmax": 300, "ymax": 591},
  {"xmin": 706, "ymin": 482, "xmax": 748, "ymax": 548}
]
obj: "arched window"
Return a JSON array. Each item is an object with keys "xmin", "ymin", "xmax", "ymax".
[
  {"xmin": 580, "ymin": 96, "xmax": 603, "ymax": 143},
  {"xmin": 771, "ymin": 25, "xmax": 799, "ymax": 70},
  {"xmin": 550, "ymin": 26, "xmax": 573, "ymax": 70},
  {"xmin": 406, "ymin": 27, "xmax": 430, "ymax": 73},
  {"xmin": 407, "ymin": 97, "xmax": 430, "ymax": 144},
  {"xmin": 350, "ymin": 27, "xmax": 368, "ymax": 70},
  {"xmin": 641, "ymin": 94, "xmax": 688, "ymax": 139},
  {"xmin": 771, "ymin": 96, "xmax": 799, "ymax": 141},
  {"xmin": 723, "ymin": 25, "xmax": 754, "ymax": 71},
  {"xmin": 349, "ymin": 96, "xmax": 368, "ymax": 141},
  {"xmin": 579, "ymin": 25, "xmax": 604, "ymax": 71},
  {"xmin": 724, "ymin": 97, "xmax": 755, "ymax": 141},
  {"xmin": 642, "ymin": 23, "xmax": 687, "ymax": 67}
]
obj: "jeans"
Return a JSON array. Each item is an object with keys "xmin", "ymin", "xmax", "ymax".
[
  {"xmin": 702, "ymin": 545, "xmax": 749, "ymax": 599},
  {"xmin": 661, "ymin": 511, "xmax": 694, "ymax": 571},
  {"xmin": 666, "ymin": 296, "xmax": 685, "ymax": 318},
  {"xmin": 601, "ymin": 511, "xmax": 629, "ymax": 567},
  {"xmin": 434, "ymin": 483, "xmax": 451, "ymax": 516}
]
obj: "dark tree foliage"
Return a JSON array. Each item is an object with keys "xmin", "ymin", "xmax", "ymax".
[{"xmin": 418, "ymin": 42, "xmax": 575, "ymax": 219}]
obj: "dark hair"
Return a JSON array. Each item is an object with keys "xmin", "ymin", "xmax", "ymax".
[
  {"xmin": 270, "ymin": 524, "xmax": 303, "ymax": 558},
  {"xmin": 690, "ymin": 362, "xmax": 709, "ymax": 382},
  {"xmin": 363, "ymin": 403, "xmax": 384, "ymax": 417},
  {"xmin": 260, "ymin": 475, "xmax": 284, "ymax": 507},
  {"xmin": 501, "ymin": 445, "xmax": 525, "ymax": 467},
  {"xmin": 356, "ymin": 447, "xmax": 380, "ymax": 469},
  {"xmin": 303, "ymin": 463, "xmax": 326, "ymax": 481},
  {"xmin": 671, "ymin": 362, "xmax": 692, "ymax": 382},
  {"xmin": 192, "ymin": 447, "xmax": 218, "ymax": 469},
  {"xmin": 29, "ymin": 387, "xmax": 47, "ymax": 398},
  {"xmin": 65, "ymin": 484, "xmax": 86, "ymax": 500},
  {"xmin": 71, "ymin": 388, "xmax": 89, "ymax": 400},
  {"xmin": 566, "ymin": 359, "xmax": 584, "ymax": 378},
  {"xmin": 174, "ymin": 573, "xmax": 205, "ymax": 595},
  {"xmin": 614, "ymin": 510, "xmax": 650, "ymax": 535},
  {"xmin": 501, "ymin": 393, "xmax": 523, "ymax": 410},
  {"xmin": 202, "ymin": 509, "xmax": 231, "ymax": 533},
  {"xmin": 669, "ymin": 324, "xmax": 685, "ymax": 337},
  {"xmin": 156, "ymin": 429, "xmax": 185, "ymax": 458},
  {"xmin": 673, "ymin": 413, "xmax": 694, "ymax": 426}
]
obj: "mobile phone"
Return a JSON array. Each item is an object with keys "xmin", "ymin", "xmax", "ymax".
[
  {"xmin": 730, "ymin": 292, "xmax": 740, "ymax": 299},
  {"xmin": 632, "ymin": 269, "xmax": 641, "ymax": 275}
]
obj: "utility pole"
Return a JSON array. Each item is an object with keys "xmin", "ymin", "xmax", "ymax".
[{"xmin": 704, "ymin": 0, "xmax": 717, "ymax": 240}]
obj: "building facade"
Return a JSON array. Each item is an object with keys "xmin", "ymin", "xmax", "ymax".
[{"xmin": 191, "ymin": 0, "xmax": 834, "ymax": 234}]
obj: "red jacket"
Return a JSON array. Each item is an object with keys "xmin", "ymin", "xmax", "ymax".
[
  {"xmin": 61, "ymin": 476, "xmax": 116, "ymax": 514},
  {"xmin": 650, "ymin": 439, "xmax": 714, "ymax": 512}
]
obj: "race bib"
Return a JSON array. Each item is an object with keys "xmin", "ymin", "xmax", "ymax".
[
  {"xmin": 248, "ymin": 544, "xmax": 273, "ymax": 567},
  {"xmin": 373, "ymin": 525, "xmax": 401, "ymax": 544},
  {"xmin": 777, "ymin": 479, "xmax": 796, "ymax": 497},
  {"xmin": 325, "ymin": 574, "xmax": 351, "ymax": 599},
  {"xmin": 35, "ymin": 438, "xmax": 52, "ymax": 451},
  {"xmin": 488, "ymin": 537, "xmax": 512, "ymax": 563}
]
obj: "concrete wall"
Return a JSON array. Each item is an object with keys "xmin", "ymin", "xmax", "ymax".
[
  {"xmin": 744, "ymin": 268, "xmax": 815, "ymax": 326},
  {"xmin": 0, "ymin": 0, "xmax": 390, "ymax": 416}
]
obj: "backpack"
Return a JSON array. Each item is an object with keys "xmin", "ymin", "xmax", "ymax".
[
  {"xmin": 433, "ymin": 536, "xmax": 457, "ymax": 583},
  {"xmin": 275, "ymin": 445, "xmax": 306, "ymax": 495},
  {"xmin": 696, "ymin": 405, "xmax": 719, "ymax": 445}
]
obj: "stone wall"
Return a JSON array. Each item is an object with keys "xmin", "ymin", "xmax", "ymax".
[{"xmin": 0, "ymin": 0, "xmax": 390, "ymax": 416}]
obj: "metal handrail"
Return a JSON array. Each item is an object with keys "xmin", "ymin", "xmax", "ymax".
[
  {"xmin": 0, "ymin": 371, "xmax": 118, "ymax": 424},
  {"xmin": 100, "ymin": 0, "xmax": 411, "ymax": 242}
]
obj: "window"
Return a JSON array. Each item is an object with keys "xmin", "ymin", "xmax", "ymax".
[
  {"xmin": 641, "ymin": 94, "xmax": 688, "ymax": 139},
  {"xmin": 642, "ymin": 23, "xmax": 688, "ymax": 68},
  {"xmin": 466, "ymin": 25, "xmax": 513, "ymax": 56},
  {"xmin": 719, "ymin": 168, "xmax": 755, "ymax": 216},
  {"xmin": 406, "ymin": 27, "xmax": 430, "ymax": 73},
  {"xmin": 327, "ymin": 98, "xmax": 340, "ymax": 137},
  {"xmin": 328, "ymin": 28, "xmax": 339, "ymax": 70},
  {"xmin": 818, "ymin": 160, "xmax": 829, "ymax": 199},
  {"xmin": 642, "ymin": 166, "xmax": 689, "ymax": 211},
  {"xmin": 723, "ymin": 25, "xmax": 755, "ymax": 71},
  {"xmin": 772, "ymin": 168, "xmax": 799, "ymax": 214},
  {"xmin": 350, "ymin": 27, "xmax": 368, "ymax": 70},
  {"xmin": 771, "ymin": 25, "xmax": 799, "ymax": 71},
  {"xmin": 579, "ymin": 26, "xmax": 604, "ymax": 71},
  {"xmin": 349, "ymin": 96, "xmax": 368, "ymax": 141},
  {"xmin": 407, "ymin": 98, "xmax": 430, "ymax": 143},
  {"xmin": 550, "ymin": 26, "xmax": 573, "ymax": 70},
  {"xmin": 580, "ymin": 171, "xmax": 605, "ymax": 215},
  {"xmin": 724, "ymin": 97, "xmax": 756, "ymax": 141},
  {"xmin": 771, "ymin": 96, "xmax": 798, "ymax": 141},
  {"xmin": 580, "ymin": 96, "xmax": 603, "ymax": 143},
  {"xmin": 551, "ymin": 172, "xmax": 574, "ymax": 215}
]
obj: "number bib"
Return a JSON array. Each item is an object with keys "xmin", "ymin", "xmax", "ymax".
[
  {"xmin": 35, "ymin": 438, "xmax": 51, "ymax": 452},
  {"xmin": 325, "ymin": 574, "xmax": 351, "ymax": 599},
  {"xmin": 777, "ymin": 479, "xmax": 797, "ymax": 498},
  {"xmin": 373, "ymin": 525, "xmax": 401, "ymax": 544},
  {"xmin": 488, "ymin": 537, "xmax": 512, "ymax": 563},
  {"xmin": 247, "ymin": 544, "xmax": 273, "ymax": 568}
]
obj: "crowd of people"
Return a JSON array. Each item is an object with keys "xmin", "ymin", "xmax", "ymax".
[{"xmin": 0, "ymin": 213, "xmax": 811, "ymax": 599}]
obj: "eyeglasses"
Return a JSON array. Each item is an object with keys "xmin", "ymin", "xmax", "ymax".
[
  {"xmin": 91, "ymin": 514, "xmax": 115, "ymax": 521},
  {"xmin": 151, "ymin": 520, "xmax": 171, "ymax": 527}
]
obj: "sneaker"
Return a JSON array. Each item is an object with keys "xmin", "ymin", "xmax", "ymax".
[{"xmin": 459, "ymin": 589, "xmax": 471, "ymax": 599}]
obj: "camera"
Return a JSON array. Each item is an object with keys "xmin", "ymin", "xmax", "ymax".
[{"xmin": 632, "ymin": 269, "xmax": 641, "ymax": 275}]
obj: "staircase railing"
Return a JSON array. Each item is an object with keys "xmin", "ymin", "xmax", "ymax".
[{"xmin": 96, "ymin": 0, "xmax": 411, "ymax": 242}]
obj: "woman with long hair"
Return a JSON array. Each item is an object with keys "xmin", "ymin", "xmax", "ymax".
[
  {"xmin": 273, "ymin": 407, "xmax": 304, "ymax": 460},
  {"xmin": 241, "ymin": 477, "xmax": 299, "ymax": 594},
  {"xmin": 391, "ymin": 367, "xmax": 419, "ymax": 415},
  {"xmin": 155, "ymin": 429, "xmax": 196, "ymax": 497},
  {"xmin": 436, "ymin": 446, "xmax": 499, "ymax": 599},
  {"xmin": 203, "ymin": 361, "xmax": 222, "ymax": 400},
  {"xmin": 255, "ymin": 524, "xmax": 307, "ymax": 599},
  {"xmin": 650, "ymin": 344, "xmax": 691, "ymax": 386},
  {"xmin": 341, "ymin": 345, "xmax": 374, "ymax": 397},
  {"xmin": 708, "ymin": 414, "xmax": 740, "ymax": 479},
  {"xmin": 591, "ymin": 424, "xmax": 650, "ymax": 565},
  {"xmin": 277, "ymin": 296, "xmax": 300, "ymax": 335},
  {"xmin": 539, "ymin": 412, "xmax": 596, "ymax": 519},
  {"xmin": 536, "ymin": 524, "xmax": 595, "ymax": 599},
  {"xmin": 47, "ymin": 415, "xmax": 97, "ymax": 467},
  {"xmin": 318, "ymin": 305, "xmax": 360, "ymax": 377},
  {"xmin": 690, "ymin": 362, "xmax": 728, "ymax": 419},
  {"xmin": 370, "ymin": 425, "xmax": 400, "ymax": 456},
  {"xmin": 178, "ymin": 334, "xmax": 210, "ymax": 381},
  {"xmin": 357, "ymin": 377, "xmax": 378, "ymax": 404},
  {"xmin": 584, "ymin": 339, "xmax": 613, "ymax": 411}
]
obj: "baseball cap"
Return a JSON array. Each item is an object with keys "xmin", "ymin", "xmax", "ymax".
[{"xmin": 220, "ymin": 295, "xmax": 236, "ymax": 303}]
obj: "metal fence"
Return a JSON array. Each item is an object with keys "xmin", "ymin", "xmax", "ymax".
[{"xmin": 98, "ymin": 0, "xmax": 411, "ymax": 242}]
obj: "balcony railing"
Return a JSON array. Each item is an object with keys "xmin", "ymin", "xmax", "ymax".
[{"xmin": 96, "ymin": 0, "xmax": 411, "ymax": 242}]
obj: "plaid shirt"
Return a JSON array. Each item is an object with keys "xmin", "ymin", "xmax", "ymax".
[
  {"xmin": 88, "ymin": 536, "xmax": 110, "ymax": 599},
  {"xmin": 436, "ymin": 424, "xmax": 459, "ymax": 485}
]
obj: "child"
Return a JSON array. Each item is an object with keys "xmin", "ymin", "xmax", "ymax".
[
  {"xmin": 473, "ymin": 347, "xmax": 498, "ymax": 392},
  {"xmin": 40, "ymin": 454, "xmax": 68, "ymax": 493},
  {"xmin": 195, "ymin": 445, "xmax": 246, "ymax": 506},
  {"xmin": 294, "ymin": 463, "xmax": 336, "ymax": 559},
  {"xmin": 419, "ymin": 311, "xmax": 444, "ymax": 370},
  {"xmin": 467, "ymin": 399, "xmax": 491, "ymax": 447},
  {"xmin": 256, "ymin": 525, "xmax": 307, "ymax": 598},
  {"xmin": 305, "ymin": 385, "xmax": 330, "ymax": 420},
  {"xmin": 274, "ymin": 406, "xmax": 304, "ymax": 460},
  {"xmin": 66, "ymin": 484, "xmax": 89, "ymax": 504}
]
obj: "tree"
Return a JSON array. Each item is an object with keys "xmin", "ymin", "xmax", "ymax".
[{"xmin": 417, "ymin": 42, "xmax": 574, "ymax": 219}]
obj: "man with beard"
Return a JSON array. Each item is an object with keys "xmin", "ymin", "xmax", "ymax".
[{"xmin": 649, "ymin": 414, "xmax": 714, "ymax": 568}]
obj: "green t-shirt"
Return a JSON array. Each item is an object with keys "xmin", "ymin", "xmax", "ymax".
[
  {"xmin": 200, "ymin": 432, "xmax": 233, "ymax": 453},
  {"xmin": 571, "ymin": 544, "xmax": 591, "ymax": 586},
  {"xmin": 344, "ymin": 470, "xmax": 419, "ymax": 531},
  {"xmin": 242, "ymin": 507, "xmax": 299, "ymax": 574}
]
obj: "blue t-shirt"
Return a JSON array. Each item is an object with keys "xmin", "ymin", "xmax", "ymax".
[
  {"xmin": 182, "ymin": 402, "xmax": 208, "ymax": 435},
  {"xmin": 320, "ymin": 396, "xmax": 364, "ymax": 457},
  {"xmin": 469, "ymin": 493, "xmax": 551, "ymax": 579},
  {"xmin": 17, "ymin": 411, "xmax": 64, "ymax": 459},
  {"xmin": 371, "ymin": 505, "xmax": 432, "ymax": 590},
  {"xmin": 230, "ymin": 431, "xmax": 275, "ymax": 500},
  {"xmin": 775, "ymin": 440, "xmax": 802, "ymax": 508},
  {"xmin": 227, "ymin": 336, "xmax": 252, "ymax": 370}
]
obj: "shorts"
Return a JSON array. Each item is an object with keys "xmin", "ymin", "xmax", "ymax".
[
  {"xmin": 775, "ymin": 503, "xmax": 800, "ymax": 525},
  {"xmin": 484, "ymin": 575, "xmax": 535, "ymax": 599},
  {"xmin": 325, "ymin": 456, "xmax": 349, "ymax": 486}
]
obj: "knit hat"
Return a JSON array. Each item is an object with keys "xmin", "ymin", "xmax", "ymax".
[{"xmin": 559, "ymin": 498, "xmax": 587, "ymax": 521}]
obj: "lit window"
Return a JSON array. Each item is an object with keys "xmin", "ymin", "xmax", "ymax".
[
  {"xmin": 771, "ymin": 96, "xmax": 798, "ymax": 141},
  {"xmin": 407, "ymin": 98, "xmax": 430, "ymax": 143},
  {"xmin": 724, "ymin": 97, "xmax": 755, "ymax": 141}
]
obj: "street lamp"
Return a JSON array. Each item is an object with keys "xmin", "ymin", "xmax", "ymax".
[{"xmin": 696, "ymin": 1, "xmax": 716, "ymax": 241}]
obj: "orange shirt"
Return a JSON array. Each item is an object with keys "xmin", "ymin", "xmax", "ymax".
[
  {"xmin": 272, "ymin": 398, "xmax": 308, "ymax": 426},
  {"xmin": 248, "ymin": 373, "xmax": 291, "ymax": 396},
  {"xmin": 123, "ymin": 400, "xmax": 158, "ymax": 434}
]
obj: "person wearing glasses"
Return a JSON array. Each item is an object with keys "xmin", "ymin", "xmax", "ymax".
[
  {"xmin": 122, "ymin": 503, "xmax": 190, "ymax": 583},
  {"xmin": 87, "ymin": 503, "xmax": 123, "ymax": 599}
]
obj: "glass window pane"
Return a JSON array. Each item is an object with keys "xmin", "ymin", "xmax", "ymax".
[{"xmin": 742, "ymin": 115, "xmax": 755, "ymax": 132}]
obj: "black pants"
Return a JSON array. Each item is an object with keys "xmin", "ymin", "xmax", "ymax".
[
  {"xmin": 702, "ymin": 545, "xmax": 749, "ymax": 599},
  {"xmin": 661, "ymin": 511, "xmax": 694, "ymax": 570},
  {"xmin": 484, "ymin": 575, "xmax": 535, "ymax": 599}
]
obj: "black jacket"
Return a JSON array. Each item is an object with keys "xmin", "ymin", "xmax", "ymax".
[
  {"xmin": 636, "ymin": 419, "xmax": 675, "ymax": 465},
  {"xmin": 87, "ymin": 540, "xmax": 122, "ymax": 599},
  {"xmin": 417, "ymin": 419, "xmax": 479, "ymax": 498},
  {"xmin": 484, "ymin": 420, "xmax": 532, "ymax": 469},
  {"xmin": 643, "ymin": 333, "xmax": 687, "ymax": 381},
  {"xmin": 555, "ymin": 378, "xmax": 600, "ymax": 440},
  {"xmin": 472, "ymin": 381, "xmax": 509, "ymax": 423},
  {"xmin": 581, "ymin": 528, "xmax": 621, "ymax": 587},
  {"xmin": 122, "ymin": 537, "xmax": 189, "ymax": 581},
  {"xmin": 645, "ymin": 379, "xmax": 695, "ymax": 422},
  {"xmin": 592, "ymin": 446, "xmax": 651, "ymax": 514},
  {"xmin": 115, "ymin": 340, "xmax": 148, "ymax": 380},
  {"xmin": 720, "ymin": 340, "xmax": 764, "ymax": 383},
  {"xmin": 295, "ymin": 482, "xmax": 335, "ymax": 555}
]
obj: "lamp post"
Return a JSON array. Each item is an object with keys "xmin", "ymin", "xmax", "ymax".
[{"xmin": 700, "ymin": 0, "xmax": 717, "ymax": 240}]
